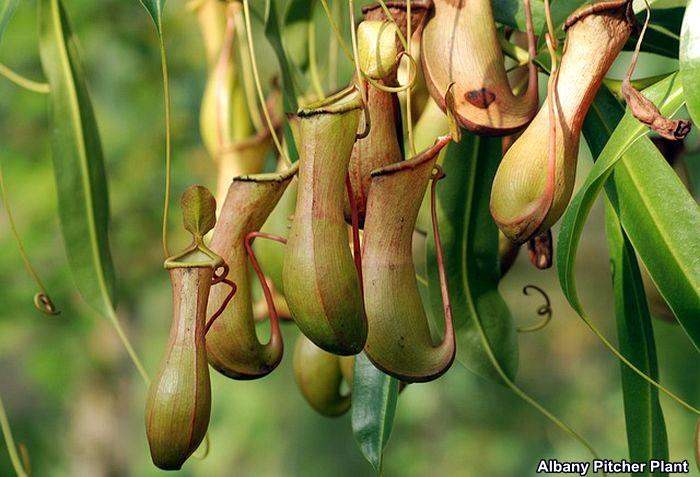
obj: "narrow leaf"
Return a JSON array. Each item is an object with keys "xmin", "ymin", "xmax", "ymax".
[
  {"xmin": 38, "ymin": 0, "xmax": 117, "ymax": 317},
  {"xmin": 264, "ymin": 0, "xmax": 300, "ymax": 162},
  {"xmin": 0, "ymin": 0, "xmax": 19, "ymax": 43},
  {"xmin": 351, "ymin": 353, "xmax": 399, "ymax": 473},
  {"xmin": 559, "ymin": 74, "xmax": 700, "ymax": 350},
  {"xmin": 680, "ymin": 0, "xmax": 700, "ymax": 123},
  {"xmin": 137, "ymin": 0, "xmax": 164, "ymax": 33},
  {"xmin": 426, "ymin": 133, "xmax": 518, "ymax": 382},
  {"xmin": 605, "ymin": 201, "xmax": 669, "ymax": 474},
  {"xmin": 584, "ymin": 89, "xmax": 670, "ymax": 467}
]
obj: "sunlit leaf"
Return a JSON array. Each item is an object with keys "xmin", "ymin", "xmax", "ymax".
[
  {"xmin": 426, "ymin": 133, "xmax": 518, "ymax": 383},
  {"xmin": 560, "ymin": 74, "xmax": 700, "ymax": 350},
  {"xmin": 351, "ymin": 353, "xmax": 399, "ymax": 473},
  {"xmin": 583, "ymin": 88, "xmax": 670, "ymax": 469},
  {"xmin": 38, "ymin": 0, "xmax": 116, "ymax": 317},
  {"xmin": 680, "ymin": 0, "xmax": 700, "ymax": 123},
  {"xmin": 605, "ymin": 202, "xmax": 669, "ymax": 473}
]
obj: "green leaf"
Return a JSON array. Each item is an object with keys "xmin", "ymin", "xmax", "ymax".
[
  {"xmin": 583, "ymin": 89, "xmax": 670, "ymax": 469},
  {"xmin": 38, "ymin": 0, "xmax": 116, "ymax": 317},
  {"xmin": 560, "ymin": 74, "xmax": 700, "ymax": 350},
  {"xmin": 604, "ymin": 202, "xmax": 669, "ymax": 474},
  {"xmin": 137, "ymin": 0, "xmax": 164, "ymax": 33},
  {"xmin": 264, "ymin": 0, "xmax": 300, "ymax": 162},
  {"xmin": 181, "ymin": 185, "xmax": 216, "ymax": 239},
  {"xmin": 0, "ymin": 0, "xmax": 19, "ymax": 44},
  {"xmin": 283, "ymin": 0, "xmax": 317, "ymax": 72},
  {"xmin": 351, "ymin": 353, "xmax": 399, "ymax": 474},
  {"xmin": 426, "ymin": 133, "xmax": 518, "ymax": 383},
  {"xmin": 680, "ymin": 0, "xmax": 700, "ymax": 123}
]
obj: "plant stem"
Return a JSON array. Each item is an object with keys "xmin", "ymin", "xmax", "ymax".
[
  {"xmin": 405, "ymin": 0, "xmax": 415, "ymax": 156},
  {"xmin": 320, "ymin": 0, "xmax": 353, "ymax": 62},
  {"xmin": 233, "ymin": 6, "xmax": 264, "ymax": 132},
  {"xmin": 240, "ymin": 0, "xmax": 290, "ymax": 164},
  {"xmin": 106, "ymin": 306, "xmax": 150, "ymax": 385},
  {"xmin": 158, "ymin": 33, "xmax": 172, "ymax": 259},
  {"xmin": 0, "ymin": 63, "xmax": 49, "ymax": 94},
  {"xmin": 0, "ymin": 393, "xmax": 28, "ymax": 477}
]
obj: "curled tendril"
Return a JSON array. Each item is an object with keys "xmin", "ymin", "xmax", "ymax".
[
  {"xmin": 365, "ymin": 50, "xmax": 418, "ymax": 94},
  {"xmin": 518, "ymin": 285, "xmax": 552, "ymax": 333},
  {"xmin": 205, "ymin": 263, "xmax": 238, "ymax": 335},
  {"xmin": 33, "ymin": 293, "xmax": 59, "ymax": 316}
]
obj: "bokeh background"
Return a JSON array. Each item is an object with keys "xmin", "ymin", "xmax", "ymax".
[{"xmin": 0, "ymin": 0, "xmax": 698, "ymax": 475}]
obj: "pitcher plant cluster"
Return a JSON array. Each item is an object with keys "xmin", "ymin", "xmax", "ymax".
[{"xmin": 0, "ymin": 0, "xmax": 699, "ymax": 474}]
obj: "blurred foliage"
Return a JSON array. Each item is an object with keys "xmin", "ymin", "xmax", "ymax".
[{"xmin": 0, "ymin": 0, "xmax": 698, "ymax": 475}]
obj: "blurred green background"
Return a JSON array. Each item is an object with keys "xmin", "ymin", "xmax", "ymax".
[{"xmin": 0, "ymin": 0, "xmax": 698, "ymax": 475}]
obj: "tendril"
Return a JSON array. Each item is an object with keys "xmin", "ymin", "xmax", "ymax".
[
  {"xmin": 205, "ymin": 263, "xmax": 237, "ymax": 335},
  {"xmin": 0, "ymin": 63, "xmax": 49, "ymax": 94},
  {"xmin": 244, "ymin": 231, "xmax": 287, "ymax": 338},
  {"xmin": 349, "ymin": 0, "xmax": 371, "ymax": 139},
  {"xmin": 0, "ymin": 157, "xmax": 60, "ymax": 316},
  {"xmin": 240, "ymin": 0, "xmax": 291, "ymax": 164},
  {"xmin": 430, "ymin": 163, "xmax": 455, "ymax": 347},
  {"xmin": 320, "ymin": 0, "xmax": 354, "ymax": 62},
  {"xmin": 518, "ymin": 285, "xmax": 553, "ymax": 333},
  {"xmin": 365, "ymin": 51, "xmax": 417, "ymax": 93},
  {"xmin": 0, "ymin": 393, "xmax": 28, "ymax": 477},
  {"xmin": 405, "ymin": 0, "xmax": 415, "ymax": 156},
  {"xmin": 345, "ymin": 173, "xmax": 364, "ymax": 296}
]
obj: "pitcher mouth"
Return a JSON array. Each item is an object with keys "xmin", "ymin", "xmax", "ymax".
[
  {"xmin": 563, "ymin": 0, "xmax": 634, "ymax": 31},
  {"xmin": 296, "ymin": 85, "xmax": 364, "ymax": 118}
]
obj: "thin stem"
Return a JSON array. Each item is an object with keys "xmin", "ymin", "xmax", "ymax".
[
  {"xmin": 158, "ymin": 33, "xmax": 172, "ymax": 259},
  {"xmin": 430, "ymin": 166, "xmax": 454, "ymax": 346},
  {"xmin": 0, "ymin": 393, "xmax": 28, "ymax": 477},
  {"xmin": 375, "ymin": 0, "xmax": 408, "ymax": 50},
  {"xmin": 245, "ymin": 231, "xmax": 286, "ymax": 340},
  {"xmin": 0, "ymin": 157, "xmax": 58, "ymax": 315},
  {"xmin": 582, "ymin": 312, "xmax": 700, "ymax": 414},
  {"xmin": 328, "ymin": 0, "xmax": 339, "ymax": 91},
  {"xmin": 625, "ymin": 0, "xmax": 651, "ymax": 81},
  {"xmin": 308, "ymin": 20, "xmax": 326, "ymax": 100},
  {"xmin": 320, "ymin": 0, "xmax": 354, "ymax": 62},
  {"xmin": 205, "ymin": 264, "xmax": 237, "ymax": 335},
  {"xmin": 405, "ymin": 0, "xmax": 415, "ymax": 156},
  {"xmin": 241, "ymin": 0, "xmax": 290, "ymax": 164},
  {"xmin": 0, "ymin": 63, "xmax": 49, "ymax": 94},
  {"xmin": 233, "ymin": 6, "xmax": 264, "ymax": 132},
  {"xmin": 348, "ymin": 0, "xmax": 370, "ymax": 139},
  {"xmin": 345, "ymin": 174, "xmax": 363, "ymax": 294},
  {"xmin": 106, "ymin": 306, "xmax": 150, "ymax": 385}
]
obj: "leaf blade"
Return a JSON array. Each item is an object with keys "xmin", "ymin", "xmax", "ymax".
[
  {"xmin": 604, "ymin": 202, "xmax": 669, "ymax": 474},
  {"xmin": 0, "ymin": 0, "xmax": 19, "ymax": 44},
  {"xmin": 680, "ymin": 0, "xmax": 700, "ymax": 123},
  {"xmin": 351, "ymin": 353, "xmax": 399, "ymax": 473},
  {"xmin": 38, "ymin": 0, "xmax": 116, "ymax": 317},
  {"xmin": 426, "ymin": 133, "xmax": 518, "ymax": 382},
  {"xmin": 583, "ymin": 89, "xmax": 670, "ymax": 469},
  {"xmin": 558, "ymin": 74, "xmax": 700, "ymax": 350}
]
